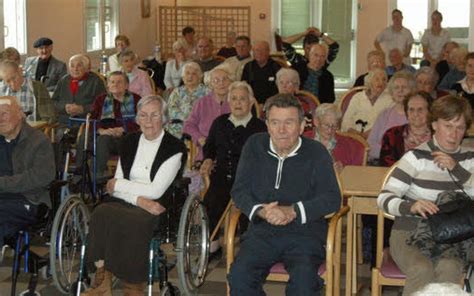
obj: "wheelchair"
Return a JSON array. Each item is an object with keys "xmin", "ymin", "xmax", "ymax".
[
  {"xmin": 8, "ymin": 118, "xmax": 100, "ymax": 295},
  {"xmin": 9, "ymin": 114, "xmax": 210, "ymax": 295},
  {"xmin": 67, "ymin": 176, "xmax": 210, "ymax": 296}
]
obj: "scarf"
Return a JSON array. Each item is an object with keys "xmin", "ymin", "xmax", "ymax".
[
  {"xmin": 314, "ymin": 131, "xmax": 337, "ymax": 155},
  {"xmin": 101, "ymin": 92, "xmax": 136, "ymax": 120},
  {"xmin": 69, "ymin": 73, "xmax": 89, "ymax": 97},
  {"xmin": 403, "ymin": 126, "xmax": 431, "ymax": 151}
]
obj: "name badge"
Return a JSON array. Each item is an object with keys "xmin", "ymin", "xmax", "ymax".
[{"xmin": 268, "ymin": 76, "xmax": 275, "ymax": 82}]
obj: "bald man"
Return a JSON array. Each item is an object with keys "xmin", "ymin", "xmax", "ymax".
[
  {"xmin": 0, "ymin": 96, "xmax": 55, "ymax": 252},
  {"xmin": 195, "ymin": 37, "xmax": 222, "ymax": 73},
  {"xmin": 241, "ymin": 41, "xmax": 281, "ymax": 104},
  {"xmin": 0, "ymin": 60, "xmax": 56, "ymax": 123},
  {"xmin": 293, "ymin": 44, "xmax": 335, "ymax": 103}
]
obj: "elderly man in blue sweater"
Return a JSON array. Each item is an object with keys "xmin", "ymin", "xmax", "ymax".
[{"xmin": 228, "ymin": 93, "xmax": 341, "ymax": 295}]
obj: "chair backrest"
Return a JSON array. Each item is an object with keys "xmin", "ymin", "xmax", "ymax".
[
  {"xmin": 295, "ymin": 90, "xmax": 321, "ymax": 109},
  {"xmin": 214, "ymin": 55, "xmax": 226, "ymax": 63},
  {"xmin": 375, "ymin": 163, "xmax": 398, "ymax": 268},
  {"xmin": 148, "ymin": 74, "xmax": 157, "ymax": 95},
  {"xmin": 272, "ymin": 57, "xmax": 290, "ymax": 68},
  {"xmin": 336, "ymin": 131, "xmax": 369, "ymax": 166},
  {"xmin": 338, "ymin": 86, "xmax": 366, "ymax": 117},
  {"xmin": 91, "ymin": 70, "xmax": 107, "ymax": 89}
]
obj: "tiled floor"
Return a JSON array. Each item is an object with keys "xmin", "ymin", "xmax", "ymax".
[{"xmin": 0, "ymin": 242, "xmax": 403, "ymax": 296}]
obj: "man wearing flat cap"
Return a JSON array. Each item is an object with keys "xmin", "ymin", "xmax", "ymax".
[{"xmin": 24, "ymin": 37, "xmax": 67, "ymax": 92}]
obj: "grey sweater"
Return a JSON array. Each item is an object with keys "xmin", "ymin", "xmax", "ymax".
[{"xmin": 0, "ymin": 122, "xmax": 55, "ymax": 207}]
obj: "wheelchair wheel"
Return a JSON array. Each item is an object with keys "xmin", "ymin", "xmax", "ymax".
[
  {"xmin": 176, "ymin": 194, "xmax": 209, "ymax": 295},
  {"xmin": 50, "ymin": 194, "xmax": 91, "ymax": 294}
]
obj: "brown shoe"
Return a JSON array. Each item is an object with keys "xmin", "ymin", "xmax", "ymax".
[
  {"xmin": 80, "ymin": 269, "xmax": 113, "ymax": 296},
  {"xmin": 90, "ymin": 266, "xmax": 106, "ymax": 288},
  {"xmin": 122, "ymin": 281, "xmax": 146, "ymax": 296}
]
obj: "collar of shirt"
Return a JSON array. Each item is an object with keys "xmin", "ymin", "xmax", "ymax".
[
  {"xmin": 237, "ymin": 55, "xmax": 251, "ymax": 61},
  {"xmin": 268, "ymin": 136, "xmax": 302, "ymax": 159},
  {"xmin": 228, "ymin": 113, "xmax": 252, "ymax": 128},
  {"xmin": 459, "ymin": 77, "xmax": 474, "ymax": 94},
  {"xmin": 432, "ymin": 136, "xmax": 461, "ymax": 154}
]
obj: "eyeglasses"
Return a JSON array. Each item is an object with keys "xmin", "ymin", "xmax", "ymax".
[
  {"xmin": 137, "ymin": 113, "xmax": 161, "ymax": 122},
  {"xmin": 321, "ymin": 123, "xmax": 339, "ymax": 130},
  {"xmin": 212, "ymin": 77, "xmax": 230, "ymax": 84}
]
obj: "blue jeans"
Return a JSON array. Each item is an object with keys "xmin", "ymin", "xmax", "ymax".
[{"xmin": 0, "ymin": 197, "xmax": 38, "ymax": 247}]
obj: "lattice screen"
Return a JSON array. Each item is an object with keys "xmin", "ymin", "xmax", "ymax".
[{"xmin": 159, "ymin": 6, "xmax": 251, "ymax": 59}]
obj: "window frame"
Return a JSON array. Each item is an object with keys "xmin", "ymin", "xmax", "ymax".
[
  {"xmin": 389, "ymin": 0, "xmax": 474, "ymax": 51},
  {"xmin": 272, "ymin": 0, "xmax": 357, "ymax": 88},
  {"xmin": 83, "ymin": 0, "xmax": 120, "ymax": 54},
  {"xmin": 1, "ymin": 0, "xmax": 27, "ymax": 55}
]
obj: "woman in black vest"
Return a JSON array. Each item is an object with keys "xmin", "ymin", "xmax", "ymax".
[{"xmin": 82, "ymin": 95, "xmax": 187, "ymax": 296}]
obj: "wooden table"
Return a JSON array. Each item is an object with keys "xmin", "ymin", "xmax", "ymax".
[{"xmin": 341, "ymin": 165, "xmax": 389, "ymax": 296}]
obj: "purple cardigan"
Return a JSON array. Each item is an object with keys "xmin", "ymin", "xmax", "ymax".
[
  {"xmin": 128, "ymin": 67, "xmax": 153, "ymax": 98},
  {"xmin": 183, "ymin": 92, "xmax": 230, "ymax": 160}
]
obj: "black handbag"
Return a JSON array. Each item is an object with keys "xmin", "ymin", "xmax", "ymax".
[{"xmin": 427, "ymin": 192, "xmax": 474, "ymax": 244}]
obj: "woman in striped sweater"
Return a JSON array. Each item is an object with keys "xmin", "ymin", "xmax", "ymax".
[{"xmin": 377, "ymin": 95, "xmax": 474, "ymax": 295}]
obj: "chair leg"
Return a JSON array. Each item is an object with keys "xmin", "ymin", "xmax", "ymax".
[
  {"xmin": 357, "ymin": 215, "xmax": 363, "ymax": 264},
  {"xmin": 371, "ymin": 268, "xmax": 380, "ymax": 296}
]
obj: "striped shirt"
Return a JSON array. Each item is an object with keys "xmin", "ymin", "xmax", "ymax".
[{"xmin": 377, "ymin": 138, "xmax": 474, "ymax": 230}]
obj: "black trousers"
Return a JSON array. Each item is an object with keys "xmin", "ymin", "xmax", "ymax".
[
  {"xmin": 0, "ymin": 197, "xmax": 38, "ymax": 247},
  {"xmin": 228, "ymin": 222, "xmax": 325, "ymax": 296},
  {"xmin": 203, "ymin": 172, "xmax": 233, "ymax": 233}
]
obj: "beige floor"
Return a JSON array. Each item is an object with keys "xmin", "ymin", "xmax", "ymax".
[{"xmin": 0, "ymin": 242, "xmax": 403, "ymax": 296}]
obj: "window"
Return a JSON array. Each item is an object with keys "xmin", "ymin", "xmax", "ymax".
[
  {"xmin": 393, "ymin": 0, "xmax": 472, "ymax": 64},
  {"xmin": 275, "ymin": 0, "xmax": 357, "ymax": 87},
  {"xmin": 85, "ymin": 0, "xmax": 119, "ymax": 52},
  {"xmin": 280, "ymin": 0, "xmax": 311, "ymax": 38},
  {"xmin": 2, "ymin": 0, "xmax": 27, "ymax": 54}
]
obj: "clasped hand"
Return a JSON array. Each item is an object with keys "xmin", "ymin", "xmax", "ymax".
[{"xmin": 258, "ymin": 201, "xmax": 297, "ymax": 226}]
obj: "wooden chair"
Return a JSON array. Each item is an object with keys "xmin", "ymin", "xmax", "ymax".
[
  {"xmin": 335, "ymin": 131, "xmax": 369, "ymax": 166},
  {"xmin": 226, "ymin": 173, "xmax": 349, "ymax": 296},
  {"xmin": 272, "ymin": 57, "xmax": 290, "ymax": 68},
  {"xmin": 183, "ymin": 136, "xmax": 198, "ymax": 170},
  {"xmin": 371, "ymin": 163, "xmax": 406, "ymax": 296},
  {"xmin": 214, "ymin": 55, "xmax": 226, "ymax": 63},
  {"xmin": 338, "ymin": 86, "xmax": 366, "ymax": 118},
  {"xmin": 295, "ymin": 90, "xmax": 321, "ymax": 109},
  {"xmin": 91, "ymin": 70, "xmax": 107, "ymax": 89},
  {"xmin": 336, "ymin": 131, "xmax": 369, "ymax": 263}
]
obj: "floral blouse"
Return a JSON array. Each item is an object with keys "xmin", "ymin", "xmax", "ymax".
[{"xmin": 165, "ymin": 83, "xmax": 209, "ymax": 139}]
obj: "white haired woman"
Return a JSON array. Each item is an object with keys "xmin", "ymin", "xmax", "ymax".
[
  {"xmin": 166, "ymin": 61, "xmax": 209, "ymax": 139},
  {"xmin": 164, "ymin": 39, "xmax": 188, "ymax": 90},
  {"xmin": 368, "ymin": 71, "xmax": 416, "ymax": 163},
  {"xmin": 200, "ymin": 81, "xmax": 266, "ymax": 256},
  {"xmin": 119, "ymin": 49, "xmax": 153, "ymax": 98},
  {"xmin": 52, "ymin": 54, "xmax": 107, "ymax": 125},
  {"xmin": 183, "ymin": 66, "xmax": 233, "ymax": 160},
  {"xmin": 415, "ymin": 66, "xmax": 449, "ymax": 99},
  {"xmin": 82, "ymin": 96, "xmax": 187, "ymax": 296},
  {"xmin": 313, "ymin": 103, "xmax": 365, "ymax": 173},
  {"xmin": 341, "ymin": 68, "xmax": 393, "ymax": 138},
  {"xmin": 276, "ymin": 67, "xmax": 317, "ymax": 137}
]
